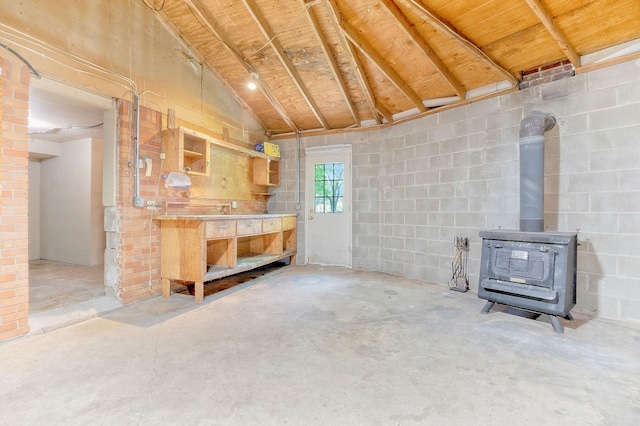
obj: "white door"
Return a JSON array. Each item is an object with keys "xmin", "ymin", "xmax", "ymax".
[{"xmin": 305, "ymin": 145, "xmax": 352, "ymax": 267}]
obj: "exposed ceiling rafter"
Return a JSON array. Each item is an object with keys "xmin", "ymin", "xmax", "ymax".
[
  {"xmin": 152, "ymin": 0, "xmax": 640, "ymax": 136},
  {"xmin": 305, "ymin": 1, "xmax": 361, "ymax": 127},
  {"xmin": 523, "ymin": 0, "xmax": 581, "ymax": 67},
  {"xmin": 150, "ymin": 5, "xmax": 270, "ymax": 131},
  {"xmin": 184, "ymin": 0, "xmax": 298, "ymax": 132},
  {"xmin": 242, "ymin": 0, "xmax": 330, "ymax": 130},
  {"xmin": 340, "ymin": 17, "xmax": 428, "ymax": 113},
  {"xmin": 379, "ymin": 0, "xmax": 466, "ymax": 101},
  {"xmin": 323, "ymin": 0, "xmax": 383, "ymax": 124},
  {"xmin": 402, "ymin": 0, "xmax": 518, "ymax": 85}
]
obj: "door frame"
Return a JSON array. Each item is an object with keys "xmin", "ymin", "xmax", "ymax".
[{"xmin": 304, "ymin": 144, "xmax": 352, "ymax": 267}]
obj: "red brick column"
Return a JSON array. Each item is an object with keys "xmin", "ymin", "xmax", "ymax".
[
  {"xmin": 0, "ymin": 58, "xmax": 30, "ymax": 341},
  {"xmin": 115, "ymin": 101, "xmax": 163, "ymax": 304}
]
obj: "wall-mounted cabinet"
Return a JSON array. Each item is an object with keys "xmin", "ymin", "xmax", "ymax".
[
  {"xmin": 252, "ymin": 156, "xmax": 280, "ymax": 186},
  {"xmin": 162, "ymin": 127, "xmax": 210, "ymax": 176}
]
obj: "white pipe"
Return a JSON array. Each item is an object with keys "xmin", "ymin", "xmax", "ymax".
[{"xmin": 132, "ymin": 94, "xmax": 144, "ymax": 207}]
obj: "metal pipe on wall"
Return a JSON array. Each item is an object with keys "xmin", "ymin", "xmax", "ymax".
[
  {"xmin": 519, "ymin": 110, "xmax": 556, "ymax": 232},
  {"xmin": 132, "ymin": 94, "xmax": 145, "ymax": 207},
  {"xmin": 295, "ymin": 130, "xmax": 301, "ymax": 209}
]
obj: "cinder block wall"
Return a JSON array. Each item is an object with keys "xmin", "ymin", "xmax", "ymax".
[
  {"xmin": 272, "ymin": 58, "xmax": 640, "ymax": 323},
  {"xmin": 0, "ymin": 57, "xmax": 30, "ymax": 340}
]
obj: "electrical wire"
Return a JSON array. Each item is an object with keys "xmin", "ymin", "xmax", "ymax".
[
  {"xmin": 0, "ymin": 41, "xmax": 40, "ymax": 78},
  {"xmin": 242, "ymin": 0, "xmax": 321, "ymax": 62},
  {"xmin": 0, "ymin": 24, "xmax": 138, "ymax": 93},
  {"xmin": 141, "ymin": 0, "xmax": 166, "ymax": 12}
]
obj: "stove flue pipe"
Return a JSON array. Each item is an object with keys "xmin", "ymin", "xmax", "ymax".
[{"xmin": 519, "ymin": 111, "xmax": 556, "ymax": 232}]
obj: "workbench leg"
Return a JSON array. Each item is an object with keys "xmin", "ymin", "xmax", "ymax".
[
  {"xmin": 289, "ymin": 254, "xmax": 296, "ymax": 266},
  {"xmin": 162, "ymin": 278, "xmax": 170, "ymax": 299},
  {"xmin": 195, "ymin": 281, "xmax": 204, "ymax": 304}
]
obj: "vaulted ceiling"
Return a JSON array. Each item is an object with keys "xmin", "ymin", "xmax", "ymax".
[{"xmin": 149, "ymin": 0, "xmax": 640, "ymax": 136}]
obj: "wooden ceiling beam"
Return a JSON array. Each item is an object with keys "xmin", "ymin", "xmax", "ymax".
[
  {"xmin": 379, "ymin": 0, "xmax": 466, "ymax": 100},
  {"xmin": 305, "ymin": 2, "xmax": 360, "ymax": 127},
  {"xmin": 375, "ymin": 101, "xmax": 394, "ymax": 124},
  {"xmin": 183, "ymin": 0, "xmax": 298, "ymax": 132},
  {"xmin": 242, "ymin": 0, "xmax": 330, "ymax": 130},
  {"xmin": 523, "ymin": 0, "xmax": 581, "ymax": 68},
  {"xmin": 324, "ymin": 0, "xmax": 382, "ymax": 124},
  {"xmin": 150, "ymin": 5, "xmax": 269, "ymax": 131},
  {"xmin": 340, "ymin": 18, "xmax": 427, "ymax": 113},
  {"xmin": 402, "ymin": 0, "xmax": 518, "ymax": 84}
]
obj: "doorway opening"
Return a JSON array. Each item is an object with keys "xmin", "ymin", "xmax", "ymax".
[{"xmin": 27, "ymin": 78, "xmax": 117, "ymax": 329}]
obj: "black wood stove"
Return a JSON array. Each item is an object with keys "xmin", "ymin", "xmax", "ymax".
[{"xmin": 478, "ymin": 111, "xmax": 577, "ymax": 333}]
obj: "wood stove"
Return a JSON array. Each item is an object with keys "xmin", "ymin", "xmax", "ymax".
[{"xmin": 478, "ymin": 111, "xmax": 577, "ymax": 333}]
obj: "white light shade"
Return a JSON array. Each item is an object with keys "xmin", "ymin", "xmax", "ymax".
[{"xmin": 248, "ymin": 81, "xmax": 257, "ymax": 90}]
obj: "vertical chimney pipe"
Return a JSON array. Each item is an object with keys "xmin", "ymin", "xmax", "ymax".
[{"xmin": 519, "ymin": 111, "xmax": 556, "ymax": 232}]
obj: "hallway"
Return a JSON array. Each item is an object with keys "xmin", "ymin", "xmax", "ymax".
[
  {"xmin": 27, "ymin": 260, "xmax": 122, "ymax": 335},
  {"xmin": 2, "ymin": 265, "xmax": 639, "ymax": 425},
  {"xmin": 29, "ymin": 260, "xmax": 104, "ymax": 314}
]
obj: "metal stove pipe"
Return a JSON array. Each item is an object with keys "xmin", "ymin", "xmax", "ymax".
[{"xmin": 519, "ymin": 111, "xmax": 556, "ymax": 232}]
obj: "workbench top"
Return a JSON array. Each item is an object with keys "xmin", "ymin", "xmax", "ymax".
[{"xmin": 154, "ymin": 213, "xmax": 297, "ymax": 221}]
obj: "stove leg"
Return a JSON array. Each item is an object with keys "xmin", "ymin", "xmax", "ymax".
[
  {"xmin": 480, "ymin": 301, "xmax": 495, "ymax": 315},
  {"xmin": 549, "ymin": 315, "xmax": 564, "ymax": 334},
  {"xmin": 564, "ymin": 313, "xmax": 574, "ymax": 321}
]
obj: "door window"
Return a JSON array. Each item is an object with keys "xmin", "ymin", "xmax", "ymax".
[{"xmin": 314, "ymin": 163, "xmax": 344, "ymax": 214}]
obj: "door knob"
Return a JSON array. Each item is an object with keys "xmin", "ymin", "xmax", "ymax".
[{"xmin": 308, "ymin": 215, "xmax": 313, "ymax": 220}]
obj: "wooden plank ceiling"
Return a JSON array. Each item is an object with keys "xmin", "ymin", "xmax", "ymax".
[{"xmin": 149, "ymin": 0, "xmax": 640, "ymax": 136}]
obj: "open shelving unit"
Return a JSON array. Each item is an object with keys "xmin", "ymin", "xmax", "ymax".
[{"xmin": 157, "ymin": 214, "xmax": 297, "ymax": 303}]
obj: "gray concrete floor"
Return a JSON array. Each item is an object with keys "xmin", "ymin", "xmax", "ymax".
[{"xmin": 2, "ymin": 265, "xmax": 639, "ymax": 425}]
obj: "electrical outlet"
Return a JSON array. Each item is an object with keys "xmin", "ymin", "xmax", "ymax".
[{"xmin": 160, "ymin": 152, "xmax": 166, "ymax": 160}]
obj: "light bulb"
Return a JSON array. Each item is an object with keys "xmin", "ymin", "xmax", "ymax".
[{"xmin": 248, "ymin": 72, "xmax": 259, "ymax": 90}]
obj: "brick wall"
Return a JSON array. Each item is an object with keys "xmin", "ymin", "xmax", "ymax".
[
  {"xmin": 112, "ymin": 102, "xmax": 268, "ymax": 304},
  {"xmin": 113, "ymin": 101, "xmax": 164, "ymax": 304},
  {"xmin": 273, "ymin": 58, "xmax": 640, "ymax": 324},
  {"xmin": 0, "ymin": 57, "xmax": 30, "ymax": 340},
  {"xmin": 520, "ymin": 60, "xmax": 575, "ymax": 90}
]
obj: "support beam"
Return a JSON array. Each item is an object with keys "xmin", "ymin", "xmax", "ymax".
[
  {"xmin": 242, "ymin": 0, "xmax": 330, "ymax": 129},
  {"xmin": 152, "ymin": 5, "xmax": 270, "ymax": 131},
  {"xmin": 183, "ymin": 0, "xmax": 298, "ymax": 132},
  {"xmin": 340, "ymin": 17, "xmax": 427, "ymax": 113},
  {"xmin": 324, "ymin": 0, "xmax": 381, "ymax": 124},
  {"xmin": 523, "ymin": 0, "xmax": 581, "ymax": 68},
  {"xmin": 379, "ymin": 0, "xmax": 465, "ymax": 100},
  {"xmin": 305, "ymin": 2, "xmax": 360, "ymax": 127},
  {"xmin": 402, "ymin": 0, "xmax": 518, "ymax": 85}
]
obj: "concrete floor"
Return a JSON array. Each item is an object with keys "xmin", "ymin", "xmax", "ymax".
[{"xmin": 2, "ymin": 265, "xmax": 639, "ymax": 425}]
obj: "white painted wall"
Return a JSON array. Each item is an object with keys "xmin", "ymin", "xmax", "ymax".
[
  {"xmin": 40, "ymin": 138, "xmax": 104, "ymax": 266},
  {"xmin": 272, "ymin": 58, "xmax": 640, "ymax": 324},
  {"xmin": 28, "ymin": 160, "xmax": 41, "ymax": 260}
]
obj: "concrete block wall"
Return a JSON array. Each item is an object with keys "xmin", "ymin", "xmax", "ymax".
[
  {"xmin": 0, "ymin": 57, "xmax": 30, "ymax": 340},
  {"xmin": 272, "ymin": 58, "xmax": 640, "ymax": 324}
]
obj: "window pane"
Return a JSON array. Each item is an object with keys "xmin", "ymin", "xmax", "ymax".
[{"xmin": 314, "ymin": 162, "xmax": 344, "ymax": 214}]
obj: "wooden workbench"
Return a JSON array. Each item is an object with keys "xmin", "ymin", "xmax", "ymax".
[{"xmin": 155, "ymin": 213, "xmax": 297, "ymax": 303}]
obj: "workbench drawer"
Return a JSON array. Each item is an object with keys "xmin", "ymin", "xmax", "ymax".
[
  {"xmin": 262, "ymin": 217, "xmax": 282, "ymax": 233},
  {"xmin": 205, "ymin": 221, "xmax": 236, "ymax": 238},
  {"xmin": 236, "ymin": 219, "xmax": 262, "ymax": 236},
  {"xmin": 282, "ymin": 216, "xmax": 296, "ymax": 230}
]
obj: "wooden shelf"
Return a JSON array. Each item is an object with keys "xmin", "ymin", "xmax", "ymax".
[
  {"xmin": 162, "ymin": 127, "xmax": 211, "ymax": 176},
  {"xmin": 203, "ymin": 250, "xmax": 295, "ymax": 282},
  {"xmin": 252, "ymin": 156, "xmax": 280, "ymax": 187},
  {"xmin": 183, "ymin": 149, "xmax": 204, "ymax": 159}
]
